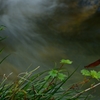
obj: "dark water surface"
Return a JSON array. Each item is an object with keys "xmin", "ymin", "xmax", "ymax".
[{"xmin": 0, "ymin": 0, "xmax": 100, "ymax": 99}]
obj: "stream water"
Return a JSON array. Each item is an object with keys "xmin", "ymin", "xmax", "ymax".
[{"xmin": 0, "ymin": 0, "xmax": 100, "ymax": 99}]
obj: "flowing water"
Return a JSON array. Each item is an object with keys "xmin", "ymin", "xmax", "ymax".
[{"xmin": 0, "ymin": 0, "xmax": 100, "ymax": 99}]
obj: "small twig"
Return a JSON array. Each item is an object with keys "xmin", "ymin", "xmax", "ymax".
[
  {"xmin": 43, "ymin": 78, "xmax": 55, "ymax": 92},
  {"xmin": 59, "ymin": 64, "xmax": 64, "ymax": 70},
  {"xmin": 71, "ymin": 82, "xmax": 100, "ymax": 99}
]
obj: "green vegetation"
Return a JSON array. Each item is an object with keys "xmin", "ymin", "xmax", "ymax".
[
  {"xmin": 0, "ymin": 26, "xmax": 100, "ymax": 100},
  {"xmin": 0, "ymin": 25, "xmax": 9, "ymax": 64},
  {"xmin": 81, "ymin": 69, "xmax": 100, "ymax": 80},
  {"xmin": 0, "ymin": 59, "xmax": 100, "ymax": 100}
]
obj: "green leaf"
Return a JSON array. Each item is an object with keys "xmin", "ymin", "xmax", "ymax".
[
  {"xmin": 0, "ymin": 37, "xmax": 7, "ymax": 41},
  {"xmin": 0, "ymin": 54, "xmax": 10, "ymax": 64},
  {"xmin": 97, "ymin": 71, "xmax": 100, "ymax": 79},
  {"xmin": 90, "ymin": 70, "xmax": 98, "ymax": 80},
  {"xmin": 0, "ymin": 26, "xmax": 5, "ymax": 31},
  {"xmin": 60, "ymin": 59, "xmax": 72, "ymax": 64},
  {"xmin": 58, "ymin": 73, "xmax": 67, "ymax": 81},
  {"xmin": 0, "ymin": 48, "xmax": 4, "ymax": 54},
  {"xmin": 49, "ymin": 69, "xmax": 58, "ymax": 78},
  {"xmin": 44, "ymin": 75, "xmax": 50, "ymax": 80},
  {"xmin": 81, "ymin": 69, "xmax": 91, "ymax": 76}
]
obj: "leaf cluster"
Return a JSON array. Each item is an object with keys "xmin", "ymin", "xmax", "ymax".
[
  {"xmin": 0, "ymin": 59, "xmax": 86, "ymax": 100},
  {"xmin": 81, "ymin": 69, "xmax": 100, "ymax": 80}
]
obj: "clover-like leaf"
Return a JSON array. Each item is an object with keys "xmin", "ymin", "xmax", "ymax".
[
  {"xmin": 81, "ymin": 69, "xmax": 91, "ymax": 76},
  {"xmin": 60, "ymin": 59, "xmax": 72, "ymax": 64},
  {"xmin": 97, "ymin": 71, "xmax": 100, "ymax": 79},
  {"xmin": 90, "ymin": 70, "xmax": 98, "ymax": 80},
  {"xmin": 49, "ymin": 69, "xmax": 58, "ymax": 78},
  {"xmin": 58, "ymin": 73, "xmax": 67, "ymax": 81}
]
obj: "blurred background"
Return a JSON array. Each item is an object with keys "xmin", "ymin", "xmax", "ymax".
[{"xmin": 0, "ymin": 0, "xmax": 100, "ymax": 98}]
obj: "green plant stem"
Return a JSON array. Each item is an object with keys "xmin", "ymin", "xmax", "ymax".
[
  {"xmin": 59, "ymin": 64, "xmax": 64, "ymax": 70},
  {"xmin": 46, "ymin": 66, "xmax": 79, "ymax": 100},
  {"xmin": 0, "ymin": 54, "xmax": 10, "ymax": 64},
  {"xmin": 44, "ymin": 77, "xmax": 55, "ymax": 93}
]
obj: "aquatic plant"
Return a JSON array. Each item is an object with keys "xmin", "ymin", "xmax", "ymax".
[
  {"xmin": 0, "ymin": 26, "xmax": 100, "ymax": 99},
  {"xmin": 0, "ymin": 59, "xmax": 100, "ymax": 100},
  {"xmin": 0, "ymin": 25, "xmax": 9, "ymax": 64}
]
